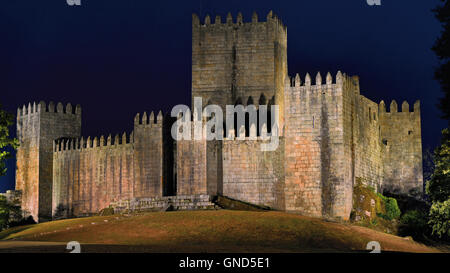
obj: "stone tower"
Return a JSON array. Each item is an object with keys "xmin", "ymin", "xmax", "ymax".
[
  {"xmin": 192, "ymin": 11, "xmax": 287, "ymax": 125},
  {"xmin": 187, "ymin": 11, "xmax": 288, "ymax": 201},
  {"xmin": 133, "ymin": 111, "xmax": 164, "ymax": 198},
  {"xmin": 379, "ymin": 100, "xmax": 423, "ymax": 196},
  {"xmin": 15, "ymin": 101, "xmax": 81, "ymax": 222}
]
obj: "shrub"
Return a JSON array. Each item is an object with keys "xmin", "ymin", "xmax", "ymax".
[
  {"xmin": 376, "ymin": 212, "xmax": 391, "ymax": 221},
  {"xmin": 375, "ymin": 194, "xmax": 401, "ymax": 220},
  {"xmin": 8, "ymin": 216, "xmax": 35, "ymax": 228},
  {"xmin": 0, "ymin": 196, "xmax": 8, "ymax": 230},
  {"xmin": 99, "ymin": 207, "xmax": 115, "ymax": 216},
  {"xmin": 53, "ymin": 204, "xmax": 69, "ymax": 220},
  {"xmin": 370, "ymin": 218, "xmax": 378, "ymax": 226},
  {"xmin": 384, "ymin": 197, "xmax": 401, "ymax": 220},
  {"xmin": 0, "ymin": 195, "xmax": 22, "ymax": 231},
  {"xmin": 399, "ymin": 210, "xmax": 429, "ymax": 240},
  {"xmin": 428, "ymin": 199, "xmax": 450, "ymax": 239}
]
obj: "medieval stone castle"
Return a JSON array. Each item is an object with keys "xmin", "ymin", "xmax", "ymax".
[{"xmin": 13, "ymin": 11, "xmax": 423, "ymax": 222}]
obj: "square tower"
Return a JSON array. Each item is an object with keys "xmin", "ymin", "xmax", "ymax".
[
  {"xmin": 15, "ymin": 101, "xmax": 81, "ymax": 222},
  {"xmin": 192, "ymin": 11, "xmax": 287, "ymax": 120}
]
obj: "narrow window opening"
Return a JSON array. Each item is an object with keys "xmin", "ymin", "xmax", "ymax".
[{"xmin": 245, "ymin": 112, "xmax": 250, "ymax": 137}]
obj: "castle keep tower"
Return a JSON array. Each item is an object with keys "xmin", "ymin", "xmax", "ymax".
[
  {"xmin": 16, "ymin": 102, "xmax": 81, "ymax": 222},
  {"xmin": 185, "ymin": 11, "xmax": 288, "ymax": 207},
  {"xmin": 192, "ymin": 11, "xmax": 287, "ymax": 126}
]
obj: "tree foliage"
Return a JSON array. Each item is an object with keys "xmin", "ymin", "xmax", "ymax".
[
  {"xmin": 433, "ymin": 0, "xmax": 450, "ymax": 122},
  {"xmin": 0, "ymin": 195, "xmax": 21, "ymax": 231},
  {"xmin": 430, "ymin": 1, "xmax": 450, "ymax": 240},
  {"xmin": 0, "ymin": 103, "xmax": 18, "ymax": 177},
  {"xmin": 426, "ymin": 129, "xmax": 450, "ymax": 239},
  {"xmin": 428, "ymin": 199, "xmax": 450, "ymax": 239},
  {"xmin": 426, "ymin": 129, "xmax": 450, "ymax": 203},
  {"xmin": 399, "ymin": 209, "xmax": 431, "ymax": 241}
]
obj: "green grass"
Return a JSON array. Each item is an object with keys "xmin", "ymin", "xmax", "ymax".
[{"xmin": 0, "ymin": 210, "xmax": 440, "ymax": 253}]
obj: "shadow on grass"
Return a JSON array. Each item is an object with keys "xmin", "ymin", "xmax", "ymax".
[{"xmin": 0, "ymin": 225, "xmax": 33, "ymax": 240}]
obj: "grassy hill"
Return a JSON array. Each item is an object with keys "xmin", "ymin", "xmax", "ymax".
[{"xmin": 0, "ymin": 210, "xmax": 441, "ymax": 253}]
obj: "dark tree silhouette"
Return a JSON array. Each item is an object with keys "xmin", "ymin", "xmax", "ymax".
[
  {"xmin": 433, "ymin": 0, "xmax": 450, "ymax": 123},
  {"xmin": 0, "ymin": 103, "xmax": 18, "ymax": 177}
]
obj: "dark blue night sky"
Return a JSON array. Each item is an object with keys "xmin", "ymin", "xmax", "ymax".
[{"xmin": 0, "ymin": 0, "xmax": 447, "ymax": 192}]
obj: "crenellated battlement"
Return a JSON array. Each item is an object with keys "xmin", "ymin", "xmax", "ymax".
[
  {"xmin": 53, "ymin": 131, "xmax": 133, "ymax": 153},
  {"xmin": 17, "ymin": 101, "xmax": 81, "ymax": 118},
  {"xmin": 134, "ymin": 110, "xmax": 163, "ymax": 127},
  {"xmin": 193, "ymin": 10, "xmax": 286, "ymax": 30},
  {"xmin": 16, "ymin": 101, "xmax": 82, "ymax": 145},
  {"xmin": 286, "ymin": 71, "xmax": 346, "ymax": 88},
  {"xmin": 379, "ymin": 100, "xmax": 420, "ymax": 114},
  {"xmin": 284, "ymin": 71, "xmax": 359, "ymax": 102}
]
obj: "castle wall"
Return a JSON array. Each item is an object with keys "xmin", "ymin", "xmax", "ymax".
[
  {"xmin": 192, "ymin": 11, "xmax": 287, "ymax": 128},
  {"xmin": 16, "ymin": 104, "xmax": 40, "ymax": 221},
  {"xmin": 176, "ymin": 137, "xmax": 207, "ymax": 195},
  {"xmin": 52, "ymin": 135, "xmax": 134, "ymax": 217},
  {"xmin": 16, "ymin": 102, "xmax": 81, "ymax": 222},
  {"xmin": 341, "ymin": 76, "xmax": 384, "ymax": 194},
  {"xmin": 352, "ymin": 95, "xmax": 384, "ymax": 190},
  {"xmin": 175, "ymin": 120, "xmax": 223, "ymax": 196},
  {"xmin": 341, "ymin": 77, "xmax": 356, "ymax": 220},
  {"xmin": 52, "ymin": 111, "xmax": 165, "ymax": 218},
  {"xmin": 222, "ymin": 138, "xmax": 285, "ymax": 209},
  {"xmin": 284, "ymin": 72, "xmax": 352, "ymax": 219},
  {"xmin": 379, "ymin": 100, "xmax": 423, "ymax": 196},
  {"xmin": 133, "ymin": 112, "xmax": 164, "ymax": 198}
]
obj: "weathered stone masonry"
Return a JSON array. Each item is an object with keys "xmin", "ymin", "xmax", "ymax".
[
  {"xmin": 16, "ymin": 102, "xmax": 81, "ymax": 221},
  {"xmin": 14, "ymin": 11, "xmax": 423, "ymax": 222},
  {"xmin": 52, "ymin": 112, "xmax": 164, "ymax": 219}
]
